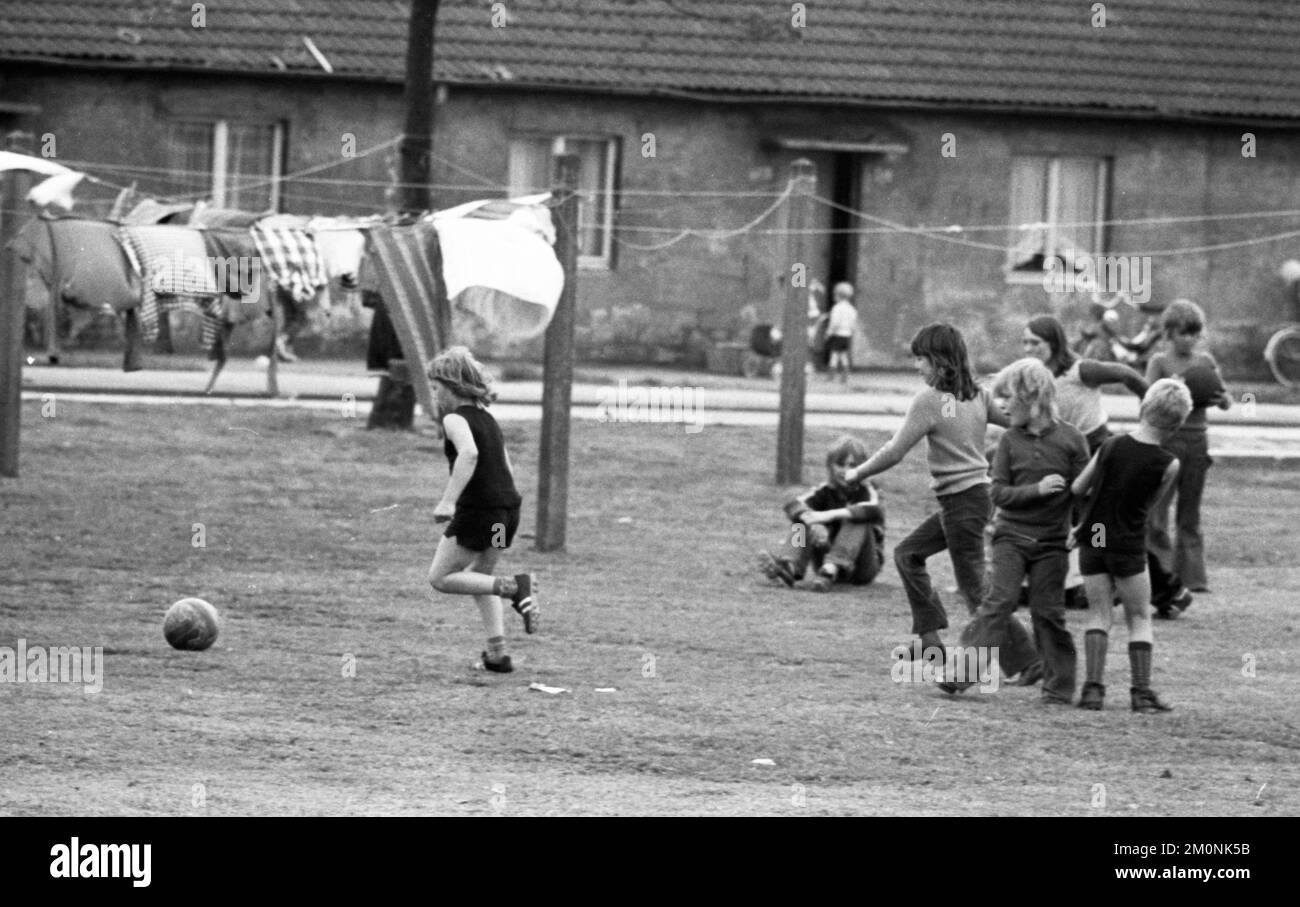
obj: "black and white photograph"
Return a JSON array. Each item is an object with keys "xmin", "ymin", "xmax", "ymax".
[{"xmin": 0, "ymin": 0, "xmax": 1296, "ymax": 844}]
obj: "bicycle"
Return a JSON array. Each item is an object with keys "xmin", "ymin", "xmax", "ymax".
[{"xmin": 1265, "ymin": 323, "xmax": 1300, "ymax": 387}]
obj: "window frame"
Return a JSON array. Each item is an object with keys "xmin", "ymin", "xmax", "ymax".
[
  {"xmin": 172, "ymin": 118, "xmax": 285, "ymax": 212},
  {"xmin": 507, "ymin": 133, "xmax": 618, "ymax": 270},
  {"xmin": 1005, "ymin": 155, "xmax": 1110, "ymax": 285}
]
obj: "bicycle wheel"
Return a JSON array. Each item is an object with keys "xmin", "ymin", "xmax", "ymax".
[{"xmin": 1265, "ymin": 326, "xmax": 1300, "ymax": 387}]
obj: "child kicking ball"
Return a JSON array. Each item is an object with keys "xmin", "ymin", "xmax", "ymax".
[{"xmin": 426, "ymin": 347, "xmax": 539, "ymax": 673}]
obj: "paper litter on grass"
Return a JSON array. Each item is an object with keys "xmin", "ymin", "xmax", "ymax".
[
  {"xmin": 528, "ymin": 682, "xmax": 570, "ymax": 695},
  {"xmin": 751, "ymin": 758, "xmax": 776, "ymax": 766}
]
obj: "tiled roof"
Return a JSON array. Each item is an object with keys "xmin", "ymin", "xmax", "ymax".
[{"xmin": 2, "ymin": 0, "xmax": 1299, "ymax": 120}]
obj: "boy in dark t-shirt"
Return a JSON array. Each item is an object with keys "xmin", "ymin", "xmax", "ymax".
[
  {"xmin": 1070, "ymin": 378, "xmax": 1192, "ymax": 712},
  {"xmin": 760, "ymin": 436, "xmax": 886, "ymax": 591}
]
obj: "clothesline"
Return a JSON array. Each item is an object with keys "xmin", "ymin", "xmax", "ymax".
[
  {"xmin": 63, "ymin": 158, "xmax": 793, "ymax": 198},
  {"xmin": 20, "ymin": 145, "xmax": 1300, "ymax": 259},
  {"xmin": 12, "ymin": 195, "xmax": 566, "ymax": 387},
  {"xmin": 58, "ymin": 153, "xmax": 1300, "ymax": 227}
]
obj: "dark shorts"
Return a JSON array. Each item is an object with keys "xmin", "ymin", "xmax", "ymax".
[
  {"xmin": 825, "ymin": 335, "xmax": 851, "ymax": 353},
  {"xmin": 445, "ymin": 506, "xmax": 520, "ymax": 553},
  {"xmin": 1078, "ymin": 546, "xmax": 1146, "ymax": 579}
]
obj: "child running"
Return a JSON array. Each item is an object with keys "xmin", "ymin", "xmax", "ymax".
[
  {"xmin": 844, "ymin": 323, "xmax": 1026, "ymax": 669},
  {"xmin": 426, "ymin": 346, "xmax": 539, "ymax": 673},
  {"xmin": 944, "ymin": 358, "xmax": 1089, "ymax": 701},
  {"xmin": 1070, "ymin": 378, "xmax": 1193, "ymax": 712}
]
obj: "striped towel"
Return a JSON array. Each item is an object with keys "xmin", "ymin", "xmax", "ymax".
[
  {"xmin": 251, "ymin": 223, "xmax": 328, "ymax": 306},
  {"xmin": 363, "ymin": 223, "xmax": 452, "ymax": 418},
  {"xmin": 116, "ymin": 226, "xmax": 223, "ymax": 347}
]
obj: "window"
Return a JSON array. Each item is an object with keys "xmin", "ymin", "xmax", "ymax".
[
  {"xmin": 1006, "ymin": 155, "xmax": 1109, "ymax": 280},
  {"xmin": 508, "ymin": 136, "xmax": 617, "ymax": 268},
  {"xmin": 170, "ymin": 120, "xmax": 284, "ymax": 212}
]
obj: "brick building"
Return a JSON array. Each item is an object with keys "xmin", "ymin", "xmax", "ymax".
[{"xmin": 3, "ymin": 0, "xmax": 1299, "ymax": 373}]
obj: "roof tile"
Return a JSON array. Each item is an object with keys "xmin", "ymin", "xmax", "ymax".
[{"xmin": 1, "ymin": 0, "xmax": 1298, "ymax": 118}]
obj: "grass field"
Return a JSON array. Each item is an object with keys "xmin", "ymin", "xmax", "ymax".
[{"xmin": 2, "ymin": 397, "xmax": 1298, "ymax": 816}]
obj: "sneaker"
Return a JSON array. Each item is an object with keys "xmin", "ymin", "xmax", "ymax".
[
  {"xmin": 1078, "ymin": 682, "xmax": 1105, "ymax": 710},
  {"xmin": 511, "ymin": 573, "xmax": 540, "ymax": 634},
  {"xmin": 1040, "ymin": 693, "xmax": 1073, "ymax": 706},
  {"xmin": 758, "ymin": 551, "xmax": 797, "ymax": 588},
  {"xmin": 1131, "ymin": 687, "xmax": 1173, "ymax": 713},
  {"xmin": 937, "ymin": 680, "xmax": 974, "ymax": 695},
  {"xmin": 810, "ymin": 566, "xmax": 835, "ymax": 593},
  {"xmin": 1016, "ymin": 661, "xmax": 1044, "ymax": 687},
  {"xmin": 1153, "ymin": 587, "xmax": 1192, "ymax": 619},
  {"xmin": 479, "ymin": 651, "xmax": 514, "ymax": 673}
]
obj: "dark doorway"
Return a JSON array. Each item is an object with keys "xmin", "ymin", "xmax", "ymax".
[
  {"xmin": 815, "ymin": 152, "xmax": 859, "ymax": 370},
  {"xmin": 827, "ymin": 152, "xmax": 859, "ymax": 290}
]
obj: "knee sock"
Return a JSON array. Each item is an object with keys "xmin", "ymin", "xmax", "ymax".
[
  {"xmin": 1129, "ymin": 641, "xmax": 1152, "ymax": 691},
  {"xmin": 487, "ymin": 636, "xmax": 507, "ymax": 661},
  {"xmin": 1084, "ymin": 629, "xmax": 1108, "ymax": 685}
]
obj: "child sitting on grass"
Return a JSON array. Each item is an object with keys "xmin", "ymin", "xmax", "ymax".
[
  {"xmin": 760, "ymin": 436, "xmax": 886, "ymax": 591},
  {"xmin": 1071, "ymin": 378, "xmax": 1192, "ymax": 712}
]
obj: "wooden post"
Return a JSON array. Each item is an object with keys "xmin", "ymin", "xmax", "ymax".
[
  {"xmin": 264, "ymin": 293, "xmax": 281, "ymax": 397},
  {"xmin": 535, "ymin": 153, "xmax": 579, "ymax": 552},
  {"xmin": 1, "ymin": 131, "xmax": 34, "ymax": 478},
  {"xmin": 369, "ymin": 0, "xmax": 440, "ymax": 428},
  {"xmin": 399, "ymin": 0, "xmax": 439, "ymax": 216},
  {"xmin": 776, "ymin": 158, "xmax": 816, "ymax": 485}
]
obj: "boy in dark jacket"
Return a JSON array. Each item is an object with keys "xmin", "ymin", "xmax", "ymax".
[{"xmin": 760, "ymin": 436, "xmax": 886, "ymax": 591}]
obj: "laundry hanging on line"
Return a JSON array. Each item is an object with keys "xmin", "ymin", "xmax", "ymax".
[{"xmin": 11, "ymin": 192, "xmax": 565, "ymax": 377}]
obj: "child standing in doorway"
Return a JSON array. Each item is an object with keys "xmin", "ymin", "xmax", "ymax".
[{"xmin": 825, "ymin": 281, "xmax": 858, "ymax": 385}]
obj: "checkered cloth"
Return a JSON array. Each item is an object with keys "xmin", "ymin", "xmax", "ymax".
[
  {"xmin": 251, "ymin": 223, "xmax": 328, "ymax": 306},
  {"xmin": 116, "ymin": 226, "xmax": 223, "ymax": 347}
]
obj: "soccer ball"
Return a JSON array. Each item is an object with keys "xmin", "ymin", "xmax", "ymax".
[{"xmin": 163, "ymin": 598, "xmax": 220, "ymax": 651}]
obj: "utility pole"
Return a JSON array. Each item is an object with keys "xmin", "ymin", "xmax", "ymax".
[
  {"xmin": 535, "ymin": 153, "xmax": 579, "ymax": 552},
  {"xmin": 776, "ymin": 158, "xmax": 816, "ymax": 485},
  {"xmin": 1, "ymin": 131, "xmax": 34, "ymax": 477},
  {"xmin": 371, "ymin": 0, "xmax": 441, "ymax": 429}
]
